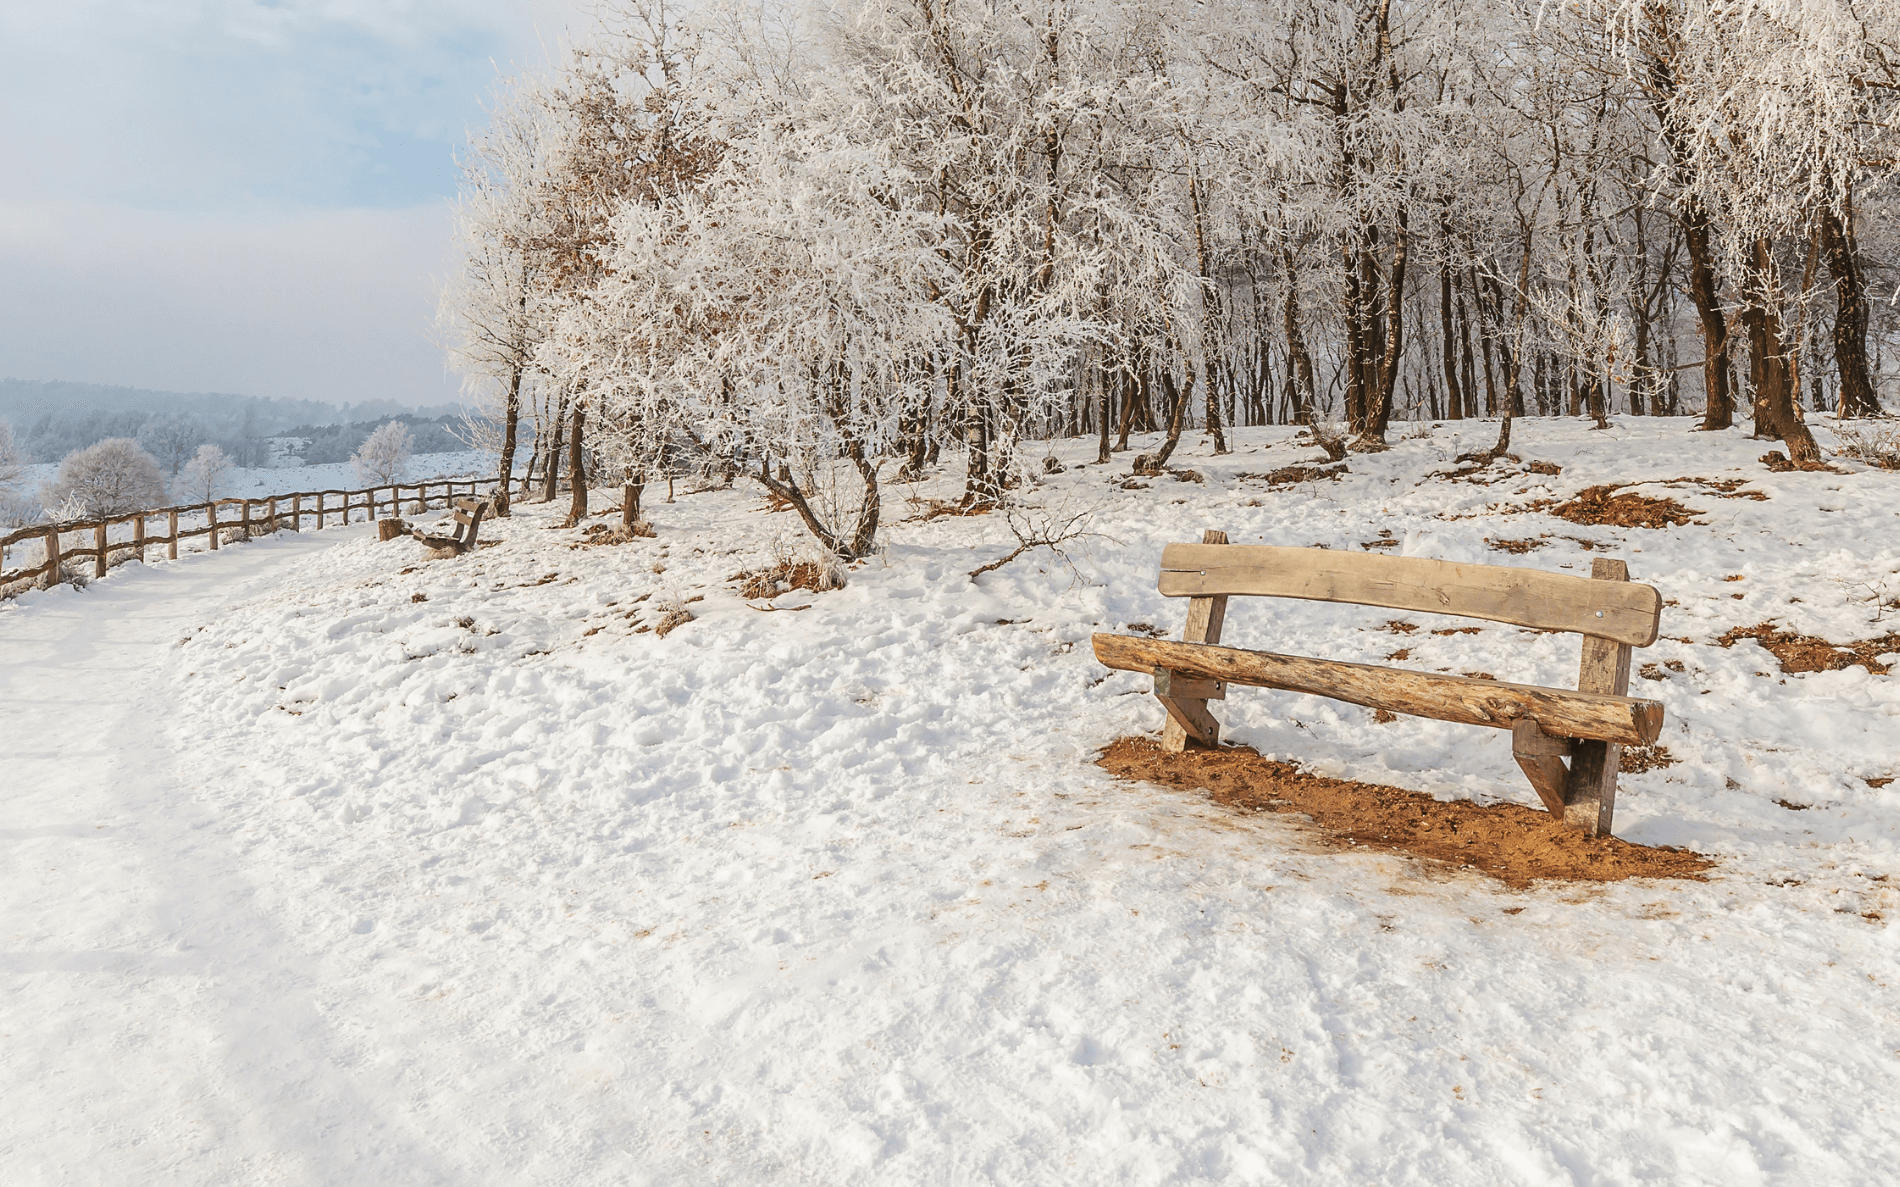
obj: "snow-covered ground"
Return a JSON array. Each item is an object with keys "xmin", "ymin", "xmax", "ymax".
[{"xmin": 4, "ymin": 418, "xmax": 1900, "ymax": 1184}]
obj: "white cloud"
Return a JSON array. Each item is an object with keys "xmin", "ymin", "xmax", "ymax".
[{"xmin": 0, "ymin": 199, "xmax": 461, "ymax": 405}]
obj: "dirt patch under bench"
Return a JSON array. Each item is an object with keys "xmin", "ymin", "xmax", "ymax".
[{"xmin": 1096, "ymin": 736, "xmax": 1713, "ymax": 890}]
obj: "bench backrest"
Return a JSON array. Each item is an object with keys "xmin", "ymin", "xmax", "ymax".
[
  {"xmin": 1157, "ymin": 543, "xmax": 1661, "ymax": 647},
  {"xmin": 451, "ymin": 497, "xmax": 489, "ymax": 544}
]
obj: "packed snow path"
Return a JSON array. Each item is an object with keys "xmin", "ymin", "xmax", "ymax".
[
  {"xmin": 0, "ymin": 526, "xmax": 460, "ymax": 1181},
  {"xmin": 6, "ymin": 421, "xmax": 1900, "ymax": 1184}
]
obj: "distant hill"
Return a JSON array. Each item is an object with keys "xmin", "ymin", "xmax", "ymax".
[{"xmin": 0, "ymin": 378, "xmax": 463, "ymax": 467}]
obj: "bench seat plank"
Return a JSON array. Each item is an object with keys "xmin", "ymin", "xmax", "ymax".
[
  {"xmin": 1156, "ymin": 544, "xmax": 1663, "ymax": 647},
  {"xmin": 1092, "ymin": 633, "xmax": 1664, "ymax": 746}
]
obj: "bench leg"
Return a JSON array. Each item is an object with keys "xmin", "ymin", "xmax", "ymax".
[
  {"xmin": 1161, "ymin": 529, "xmax": 1229, "ymax": 752},
  {"xmin": 1566, "ymin": 558, "xmax": 1635, "ymax": 837},
  {"xmin": 1564, "ymin": 741, "xmax": 1619, "ymax": 836}
]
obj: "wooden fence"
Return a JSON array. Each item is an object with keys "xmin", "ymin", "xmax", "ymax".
[{"xmin": 0, "ymin": 480, "xmax": 483, "ymax": 591}]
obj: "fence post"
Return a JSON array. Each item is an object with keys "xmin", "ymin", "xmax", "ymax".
[
  {"xmin": 94, "ymin": 521, "xmax": 107, "ymax": 578},
  {"xmin": 368, "ymin": 488, "xmax": 377, "ymax": 523},
  {"xmin": 43, "ymin": 528, "xmax": 58, "ymax": 588},
  {"xmin": 267, "ymin": 496, "xmax": 277, "ymax": 533},
  {"xmin": 208, "ymin": 502, "xmax": 220, "ymax": 550},
  {"xmin": 241, "ymin": 499, "xmax": 252, "ymax": 541},
  {"xmin": 316, "ymin": 493, "xmax": 324, "ymax": 530},
  {"xmin": 291, "ymin": 493, "xmax": 301, "ymax": 532},
  {"xmin": 168, "ymin": 511, "xmax": 179, "ymax": 560},
  {"xmin": 133, "ymin": 515, "xmax": 145, "ymax": 563}
]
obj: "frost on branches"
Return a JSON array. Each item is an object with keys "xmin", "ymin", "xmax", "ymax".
[
  {"xmin": 438, "ymin": 0, "xmax": 1900, "ymax": 555},
  {"xmin": 40, "ymin": 439, "xmax": 168, "ymax": 520},
  {"xmin": 352, "ymin": 422, "xmax": 414, "ymax": 488},
  {"xmin": 175, "ymin": 444, "xmax": 231, "ymax": 506}
]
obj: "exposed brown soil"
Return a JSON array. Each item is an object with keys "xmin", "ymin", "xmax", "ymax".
[
  {"xmin": 1716, "ymin": 623, "xmax": 1900, "ymax": 676},
  {"xmin": 1759, "ymin": 450, "xmax": 1843, "ymax": 474},
  {"xmin": 909, "ymin": 498, "xmax": 996, "ymax": 522},
  {"xmin": 1486, "ymin": 536, "xmax": 1548, "ymax": 553},
  {"xmin": 1662, "ymin": 477, "xmax": 1769, "ymax": 501},
  {"xmin": 1096, "ymin": 736, "xmax": 1714, "ymax": 889},
  {"xmin": 1239, "ymin": 463, "xmax": 1348, "ymax": 487},
  {"xmin": 1620, "ymin": 743, "xmax": 1679, "ymax": 773},
  {"xmin": 1527, "ymin": 460, "xmax": 1562, "ymax": 476},
  {"xmin": 1553, "ymin": 484, "xmax": 1700, "ymax": 529}
]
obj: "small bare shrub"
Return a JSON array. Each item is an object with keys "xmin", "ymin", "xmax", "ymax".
[
  {"xmin": 736, "ymin": 538, "xmax": 846, "ymax": 598},
  {"xmin": 654, "ymin": 593, "xmax": 694, "ymax": 637},
  {"xmin": 1834, "ymin": 422, "xmax": 1900, "ymax": 470}
]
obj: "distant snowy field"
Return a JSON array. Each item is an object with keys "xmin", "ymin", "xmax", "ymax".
[
  {"xmin": 4, "ymin": 418, "xmax": 1900, "ymax": 1184},
  {"xmin": 11, "ymin": 449, "xmax": 497, "ymax": 505}
]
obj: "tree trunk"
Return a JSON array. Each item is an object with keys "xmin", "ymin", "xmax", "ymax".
[
  {"xmin": 494, "ymin": 365, "xmax": 522, "ymax": 516},
  {"xmin": 540, "ymin": 399, "xmax": 566, "ymax": 503},
  {"xmin": 1439, "ymin": 263, "xmax": 1464, "ymax": 420},
  {"xmin": 1741, "ymin": 238, "xmax": 1821, "ymax": 464},
  {"xmin": 1820, "ymin": 207, "xmax": 1882, "ymax": 418},
  {"xmin": 1680, "ymin": 206, "xmax": 1733, "ymax": 430},
  {"xmin": 564, "ymin": 401, "xmax": 588, "ymax": 526},
  {"xmin": 1283, "ymin": 250, "xmax": 1317, "ymax": 425}
]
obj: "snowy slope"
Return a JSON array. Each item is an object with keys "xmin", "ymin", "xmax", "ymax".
[{"xmin": 4, "ymin": 418, "xmax": 1900, "ymax": 1184}]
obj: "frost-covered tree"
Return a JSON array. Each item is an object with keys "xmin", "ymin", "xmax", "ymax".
[
  {"xmin": 351, "ymin": 421, "xmax": 414, "ymax": 486},
  {"xmin": 563, "ymin": 109, "xmax": 960, "ymax": 556},
  {"xmin": 0, "ymin": 420, "xmax": 26, "ymax": 492},
  {"xmin": 440, "ymin": 80, "xmax": 565, "ymax": 516},
  {"xmin": 40, "ymin": 438, "xmax": 167, "ymax": 519},
  {"xmin": 136, "ymin": 414, "xmax": 209, "ymax": 477},
  {"xmin": 175, "ymin": 443, "xmax": 231, "ymax": 504}
]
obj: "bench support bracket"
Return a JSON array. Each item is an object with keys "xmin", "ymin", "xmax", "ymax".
[{"xmin": 1512, "ymin": 719, "xmax": 1573, "ymax": 816}]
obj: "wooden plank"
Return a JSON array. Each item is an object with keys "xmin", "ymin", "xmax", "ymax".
[
  {"xmin": 1092, "ymin": 633, "xmax": 1664, "ymax": 746},
  {"xmin": 168, "ymin": 510, "xmax": 179, "ymax": 560},
  {"xmin": 133, "ymin": 515, "xmax": 145, "ymax": 564},
  {"xmin": 1154, "ymin": 667, "xmax": 1225, "ymax": 700},
  {"xmin": 43, "ymin": 529, "xmax": 58, "ymax": 589},
  {"xmin": 1156, "ymin": 544, "xmax": 1662, "ymax": 647},
  {"xmin": 1565, "ymin": 559, "xmax": 1635, "ymax": 835},
  {"xmin": 1161, "ymin": 529, "xmax": 1230, "ymax": 752},
  {"xmin": 316, "ymin": 492, "xmax": 325, "ymax": 530},
  {"xmin": 94, "ymin": 522, "xmax": 107, "ymax": 578},
  {"xmin": 1512, "ymin": 719, "xmax": 1572, "ymax": 815}
]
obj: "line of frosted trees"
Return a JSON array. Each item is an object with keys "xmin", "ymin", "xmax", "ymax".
[{"xmin": 439, "ymin": 0, "xmax": 1900, "ymax": 556}]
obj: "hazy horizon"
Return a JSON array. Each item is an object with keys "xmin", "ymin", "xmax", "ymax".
[{"xmin": 0, "ymin": 2, "xmax": 593, "ymax": 408}]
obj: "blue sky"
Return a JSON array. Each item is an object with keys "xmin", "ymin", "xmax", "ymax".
[{"xmin": 0, "ymin": 1, "xmax": 591, "ymax": 406}]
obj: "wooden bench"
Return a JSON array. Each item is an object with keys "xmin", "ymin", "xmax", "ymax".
[
  {"xmin": 1091, "ymin": 530, "xmax": 1667, "ymax": 836},
  {"xmin": 412, "ymin": 497, "xmax": 491, "ymax": 557}
]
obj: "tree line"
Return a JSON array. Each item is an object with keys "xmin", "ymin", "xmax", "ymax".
[{"xmin": 440, "ymin": 0, "xmax": 1900, "ymax": 555}]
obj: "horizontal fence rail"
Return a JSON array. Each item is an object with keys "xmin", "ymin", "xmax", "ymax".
[{"xmin": 0, "ymin": 480, "xmax": 483, "ymax": 591}]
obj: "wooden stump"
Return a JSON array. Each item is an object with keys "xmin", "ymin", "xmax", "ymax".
[{"xmin": 377, "ymin": 518, "xmax": 409, "ymax": 542}]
